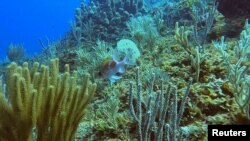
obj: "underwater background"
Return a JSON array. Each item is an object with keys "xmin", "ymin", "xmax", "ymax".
[
  {"xmin": 0, "ymin": 0, "xmax": 81, "ymax": 59},
  {"xmin": 0, "ymin": 0, "xmax": 250, "ymax": 141}
]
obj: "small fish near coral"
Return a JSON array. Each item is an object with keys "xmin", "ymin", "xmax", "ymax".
[
  {"xmin": 100, "ymin": 39, "xmax": 140, "ymax": 84},
  {"xmin": 100, "ymin": 49, "xmax": 135, "ymax": 84}
]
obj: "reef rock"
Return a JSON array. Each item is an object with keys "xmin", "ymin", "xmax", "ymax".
[
  {"xmin": 216, "ymin": 0, "xmax": 250, "ymax": 37},
  {"xmin": 217, "ymin": 0, "xmax": 250, "ymax": 19}
]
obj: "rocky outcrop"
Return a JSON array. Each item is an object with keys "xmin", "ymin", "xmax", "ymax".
[
  {"xmin": 216, "ymin": 0, "xmax": 250, "ymax": 37},
  {"xmin": 217, "ymin": 0, "xmax": 250, "ymax": 19}
]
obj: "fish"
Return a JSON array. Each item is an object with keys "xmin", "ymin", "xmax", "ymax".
[{"xmin": 100, "ymin": 49, "xmax": 135, "ymax": 84}]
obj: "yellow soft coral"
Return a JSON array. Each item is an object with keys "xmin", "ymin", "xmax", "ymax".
[{"xmin": 0, "ymin": 59, "xmax": 96, "ymax": 141}]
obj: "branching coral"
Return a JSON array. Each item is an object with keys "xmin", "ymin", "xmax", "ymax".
[
  {"xmin": 0, "ymin": 59, "xmax": 96, "ymax": 141},
  {"xmin": 213, "ymin": 20, "xmax": 250, "ymax": 118}
]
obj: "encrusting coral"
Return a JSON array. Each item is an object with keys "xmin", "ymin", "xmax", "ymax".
[{"xmin": 0, "ymin": 59, "xmax": 96, "ymax": 141}]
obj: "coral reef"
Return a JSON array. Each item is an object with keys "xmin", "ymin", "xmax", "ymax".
[{"xmin": 71, "ymin": 0, "xmax": 145, "ymax": 44}]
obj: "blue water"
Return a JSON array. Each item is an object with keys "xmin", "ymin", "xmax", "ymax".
[{"xmin": 0, "ymin": 0, "xmax": 81, "ymax": 60}]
